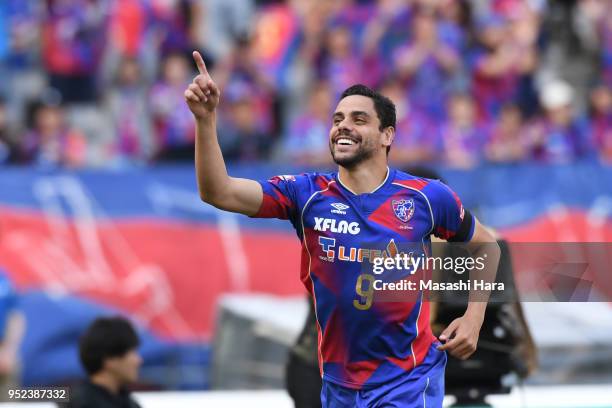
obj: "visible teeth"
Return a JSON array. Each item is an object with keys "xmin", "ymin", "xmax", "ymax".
[{"xmin": 337, "ymin": 138, "xmax": 355, "ymax": 145}]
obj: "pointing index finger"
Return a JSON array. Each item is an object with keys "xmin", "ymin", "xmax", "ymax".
[{"xmin": 192, "ymin": 51, "xmax": 208, "ymax": 76}]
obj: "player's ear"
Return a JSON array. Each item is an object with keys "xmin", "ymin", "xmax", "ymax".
[{"xmin": 382, "ymin": 126, "xmax": 394, "ymax": 148}]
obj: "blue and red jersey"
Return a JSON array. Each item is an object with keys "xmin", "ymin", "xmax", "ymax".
[{"xmin": 252, "ymin": 168, "xmax": 474, "ymax": 389}]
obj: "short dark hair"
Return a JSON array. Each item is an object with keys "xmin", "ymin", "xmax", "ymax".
[
  {"xmin": 79, "ymin": 316, "xmax": 140, "ymax": 376},
  {"xmin": 340, "ymin": 84, "xmax": 396, "ymax": 154}
]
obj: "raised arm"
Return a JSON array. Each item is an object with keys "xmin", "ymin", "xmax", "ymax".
[{"xmin": 185, "ymin": 51, "xmax": 263, "ymax": 216}]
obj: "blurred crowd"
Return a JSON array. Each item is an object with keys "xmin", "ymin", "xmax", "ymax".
[{"xmin": 0, "ymin": 0, "xmax": 611, "ymax": 169}]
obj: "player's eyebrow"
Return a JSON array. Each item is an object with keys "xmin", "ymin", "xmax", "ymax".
[
  {"xmin": 333, "ymin": 111, "xmax": 371, "ymax": 120},
  {"xmin": 350, "ymin": 111, "xmax": 370, "ymax": 119}
]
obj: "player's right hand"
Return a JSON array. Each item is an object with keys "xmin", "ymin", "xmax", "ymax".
[{"xmin": 185, "ymin": 51, "xmax": 220, "ymax": 119}]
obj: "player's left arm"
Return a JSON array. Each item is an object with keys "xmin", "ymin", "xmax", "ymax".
[
  {"xmin": 437, "ymin": 219, "xmax": 500, "ymax": 360},
  {"xmin": 426, "ymin": 180, "xmax": 501, "ymax": 360}
]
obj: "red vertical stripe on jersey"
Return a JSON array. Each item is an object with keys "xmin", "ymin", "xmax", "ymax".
[
  {"xmin": 412, "ymin": 301, "xmax": 435, "ymax": 367},
  {"xmin": 321, "ymin": 310, "xmax": 347, "ymax": 364}
]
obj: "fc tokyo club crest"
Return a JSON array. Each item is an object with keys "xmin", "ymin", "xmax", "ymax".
[{"xmin": 392, "ymin": 199, "xmax": 415, "ymax": 223}]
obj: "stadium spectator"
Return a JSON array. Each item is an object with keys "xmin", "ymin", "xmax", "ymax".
[
  {"xmin": 436, "ymin": 0, "xmax": 473, "ymax": 52},
  {"xmin": 470, "ymin": 10, "xmax": 538, "ymax": 121},
  {"xmin": 393, "ymin": 6, "xmax": 462, "ymax": 119},
  {"xmin": 440, "ymin": 93, "xmax": 488, "ymax": 168},
  {"xmin": 381, "ymin": 77, "xmax": 440, "ymax": 165},
  {"xmin": 485, "ymin": 102, "xmax": 527, "ymax": 163},
  {"xmin": 360, "ymin": 0, "xmax": 413, "ymax": 84},
  {"xmin": 64, "ymin": 316, "xmax": 142, "ymax": 408},
  {"xmin": 150, "ymin": 52, "xmax": 195, "ymax": 161},
  {"xmin": 106, "ymin": 0, "xmax": 149, "ymax": 58},
  {"xmin": 218, "ymin": 81, "xmax": 274, "ymax": 163},
  {"xmin": 601, "ymin": 11, "xmax": 612, "ymax": 87},
  {"xmin": 589, "ymin": 83, "xmax": 612, "ymax": 163},
  {"xmin": 213, "ymin": 35, "xmax": 278, "ymax": 139},
  {"xmin": 105, "ymin": 56, "xmax": 153, "ymax": 165},
  {"xmin": 197, "ymin": 0, "xmax": 255, "ymax": 61},
  {"xmin": 21, "ymin": 98, "xmax": 87, "ymax": 168},
  {"xmin": 281, "ymin": 80, "xmax": 334, "ymax": 167},
  {"xmin": 320, "ymin": 23, "xmax": 364, "ymax": 100},
  {"xmin": 41, "ymin": 0, "xmax": 109, "ymax": 104},
  {"xmin": 0, "ymin": 0, "xmax": 42, "ymax": 123},
  {"xmin": 149, "ymin": 0, "xmax": 197, "ymax": 56},
  {"xmin": 0, "ymin": 267, "xmax": 25, "ymax": 402},
  {"xmin": 526, "ymin": 80, "xmax": 592, "ymax": 163},
  {"xmin": 0, "ymin": 99, "xmax": 20, "ymax": 164},
  {"xmin": 0, "ymin": 0, "xmax": 608, "ymax": 168},
  {"xmin": 576, "ymin": 0, "xmax": 612, "ymax": 89},
  {"xmin": 275, "ymin": 3, "xmax": 327, "ymax": 122}
]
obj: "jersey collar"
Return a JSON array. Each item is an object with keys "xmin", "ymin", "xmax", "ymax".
[{"xmin": 336, "ymin": 167, "xmax": 394, "ymax": 196}]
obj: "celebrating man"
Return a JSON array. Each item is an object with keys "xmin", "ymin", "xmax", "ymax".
[{"xmin": 185, "ymin": 51, "xmax": 500, "ymax": 407}]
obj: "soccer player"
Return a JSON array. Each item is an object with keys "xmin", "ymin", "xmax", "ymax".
[{"xmin": 185, "ymin": 51, "xmax": 500, "ymax": 407}]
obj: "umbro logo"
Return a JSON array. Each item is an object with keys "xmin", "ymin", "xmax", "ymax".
[
  {"xmin": 331, "ymin": 202, "xmax": 349, "ymax": 215},
  {"xmin": 331, "ymin": 203, "xmax": 349, "ymax": 210}
]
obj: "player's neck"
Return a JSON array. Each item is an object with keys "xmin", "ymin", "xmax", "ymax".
[
  {"xmin": 90, "ymin": 371, "xmax": 121, "ymax": 395},
  {"xmin": 338, "ymin": 162, "xmax": 389, "ymax": 195}
]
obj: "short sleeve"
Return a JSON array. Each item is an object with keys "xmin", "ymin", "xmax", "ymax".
[
  {"xmin": 429, "ymin": 180, "xmax": 475, "ymax": 242},
  {"xmin": 252, "ymin": 174, "xmax": 302, "ymax": 221}
]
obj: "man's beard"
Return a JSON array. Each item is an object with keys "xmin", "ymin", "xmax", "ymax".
[{"xmin": 329, "ymin": 140, "xmax": 376, "ymax": 169}]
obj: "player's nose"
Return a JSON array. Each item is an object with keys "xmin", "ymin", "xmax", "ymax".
[{"xmin": 336, "ymin": 120, "xmax": 353, "ymax": 135}]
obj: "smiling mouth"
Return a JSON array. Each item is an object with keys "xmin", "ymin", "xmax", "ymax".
[{"xmin": 334, "ymin": 137, "xmax": 360, "ymax": 146}]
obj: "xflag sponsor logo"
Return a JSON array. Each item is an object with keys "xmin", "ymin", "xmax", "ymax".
[{"xmin": 314, "ymin": 217, "xmax": 360, "ymax": 234}]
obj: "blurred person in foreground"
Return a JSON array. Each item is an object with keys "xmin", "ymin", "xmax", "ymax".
[
  {"xmin": 0, "ymin": 265, "xmax": 25, "ymax": 402},
  {"xmin": 62, "ymin": 316, "xmax": 142, "ymax": 408},
  {"xmin": 186, "ymin": 51, "xmax": 500, "ymax": 406}
]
